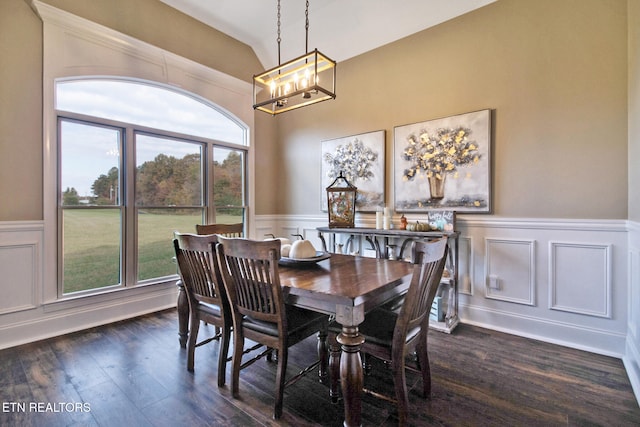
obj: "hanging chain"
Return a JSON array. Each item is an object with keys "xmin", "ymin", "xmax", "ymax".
[
  {"xmin": 305, "ymin": 0, "xmax": 310, "ymax": 53},
  {"xmin": 276, "ymin": 0, "xmax": 282, "ymax": 65},
  {"xmin": 277, "ymin": 0, "xmax": 310, "ymax": 59}
]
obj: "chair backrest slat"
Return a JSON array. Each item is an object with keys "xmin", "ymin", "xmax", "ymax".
[
  {"xmin": 217, "ymin": 237, "xmax": 283, "ymax": 324},
  {"xmin": 173, "ymin": 233, "xmax": 226, "ymax": 307},
  {"xmin": 394, "ymin": 238, "xmax": 448, "ymax": 346},
  {"xmin": 196, "ymin": 223, "xmax": 244, "ymax": 238}
]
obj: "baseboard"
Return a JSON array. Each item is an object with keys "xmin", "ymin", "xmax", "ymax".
[
  {"xmin": 459, "ymin": 303, "xmax": 627, "ymax": 358},
  {"xmin": 624, "ymin": 338, "xmax": 640, "ymax": 405},
  {"xmin": 0, "ymin": 284, "xmax": 177, "ymax": 350}
]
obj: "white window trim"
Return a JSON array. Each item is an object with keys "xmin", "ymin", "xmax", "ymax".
[{"xmin": 34, "ymin": 1, "xmax": 255, "ymax": 304}]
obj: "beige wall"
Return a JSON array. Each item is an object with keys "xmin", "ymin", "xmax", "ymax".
[
  {"xmin": 0, "ymin": 0, "xmax": 43, "ymax": 220},
  {"xmin": 0, "ymin": 0, "xmax": 631, "ymax": 220},
  {"xmin": 0, "ymin": 0, "xmax": 264, "ymax": 221},
  {"xmin": 273, "ymin": 0, "xmax": 629, "ymax": 219},
  {"xmin": 630, "ymin": 0, "xmax": 640, "ymax": 222}
]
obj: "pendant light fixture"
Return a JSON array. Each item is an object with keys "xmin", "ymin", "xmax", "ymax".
[{"xmin": 253, "ymin": 0, "xmax": 336, "ymax": 115}]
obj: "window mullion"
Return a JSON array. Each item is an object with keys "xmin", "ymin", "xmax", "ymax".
[
  {"xmin": 206, "ymin": 142, "xmax": 214, "ymax": 223},
  {"xmin": 124, "ymin": 127, "xmax": 137, "ymax": 286}
]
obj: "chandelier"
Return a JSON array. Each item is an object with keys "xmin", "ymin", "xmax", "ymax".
[{"xmin": 253, "ymin": 0, "xmax": 336, "ymax": 115}]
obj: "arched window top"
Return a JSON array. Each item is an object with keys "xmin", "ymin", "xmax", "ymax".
[{"xmin": 56, "ymin": 78, "xmax": 246, "ymax": 145}]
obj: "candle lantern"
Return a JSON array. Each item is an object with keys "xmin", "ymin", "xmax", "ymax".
[{"xmin": 326, "ymin": 172, "xmax": 357, "ymax": 228}]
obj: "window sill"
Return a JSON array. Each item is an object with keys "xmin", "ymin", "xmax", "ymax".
[{"xmin": 42, "ymin": 277, "xmax": 178, "ymax": 314}]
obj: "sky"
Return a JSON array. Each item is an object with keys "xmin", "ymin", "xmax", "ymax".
[{"xmin": 57, "ymin": 79, "xmax": 246, "ymax": 197}]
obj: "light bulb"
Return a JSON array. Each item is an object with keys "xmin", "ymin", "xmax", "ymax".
[{"xmin": 270, "ymin": 80, "xmax": 276, "ymax": 97}]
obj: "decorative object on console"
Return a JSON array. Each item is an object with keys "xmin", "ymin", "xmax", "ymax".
[
  {"xmin": 405, "ymin": 211, "xmax": 456, "ymax": 232},
  {"xmin": 321, "ymin": 130, "xmax": 385, "ymax": 213},
  {"xmin": 400, "ymin": 214, "xmax": 408, "ymax": 230},
  {"xmin": 253, "ymin": 0, "xmax": 336, "ymax": 115},
  {"xmin": 427, "ymin": 210, "xmax": 456, "ymax": 231},
  {"xmin": 394, "ymin": 109, "xmax": 492, "ymax": 212},
  {"xmin": 326, "ymin": 172, "xmax": 357, "ymax": 228}
]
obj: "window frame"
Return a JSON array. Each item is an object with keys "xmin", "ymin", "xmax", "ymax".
[
  {"xmin": 38, "ymin": 1, "xmax": 255, "ymax": 308},
  {"xmin": 56, "ymin": 103, "xmax": 248, "ymax": 296}
]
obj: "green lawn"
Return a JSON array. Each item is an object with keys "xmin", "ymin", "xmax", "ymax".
[{"xmin": 63, "ymin": 209, "xmax": 240, "ymax": 293}]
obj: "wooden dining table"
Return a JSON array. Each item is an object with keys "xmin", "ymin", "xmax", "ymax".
[
  {"xmin": 279, "ymin": 253, "xmax": 414, "ymax": 427},
  {"xmin": 176, "ymin": 252, "xmax": 414, "ymax": 427}
]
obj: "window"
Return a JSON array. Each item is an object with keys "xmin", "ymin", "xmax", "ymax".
[{"xmin": 57, "ymin": 79, "xmax": 247, "ymax": 295}]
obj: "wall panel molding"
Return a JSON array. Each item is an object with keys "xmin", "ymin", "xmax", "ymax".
[
  {"xmin": 549, "ymin": 241, "xmax": 612, "ymax": 318},
  {"xmin": 458, "ymin": 216, "xmax": 627, "ymax": 232},
  {"xmin": 484, "ymin": 238, "xmax": 536, "ymax": 305},
  {"xmin": 458, "ymin": 236, "xmax": 473, "ymax": 295},
  {"xmin": 0, "ymin": 242, "xmax": 38, "ymax": 314},
  {"xmin": 0, "ymin": 221, "xmax": 43, "ymax": 316}
]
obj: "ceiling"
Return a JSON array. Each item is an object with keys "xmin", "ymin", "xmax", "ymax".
[{"xmin": 159, "ymin": 0, "xmax": 496, "ymax": 70}]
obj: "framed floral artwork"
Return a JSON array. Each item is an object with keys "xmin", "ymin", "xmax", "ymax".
[
  {"xmin": 393, "ymin": 109, "xmax": 492, "ymax": 213},
  {"xmin": 321, "ymin": 130, "xmax": 385, "ymax": 212}
]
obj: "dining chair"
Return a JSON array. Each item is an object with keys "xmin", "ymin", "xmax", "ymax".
[
  {"xmin": 173, "ymin": 232, "xmax": 231, "ymax": 387},
  {"xmin": 216, "ymin": 236, "xmax": 329, "ymax": 420},
  {"xmin": 329, "ymin": 238, "xmax": 448, "ymax": 426},
  {"xmin": 195, "ymin": 222, "xmax": 244, "ymax": 237},
  {"xmin": 194, "ymin": 223, "xmax": 244, "ymax": 337}
]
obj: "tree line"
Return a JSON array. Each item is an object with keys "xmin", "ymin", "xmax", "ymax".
[{"xmin": 63, "ymin": 152, "xmax": 242, "ymax": 207}]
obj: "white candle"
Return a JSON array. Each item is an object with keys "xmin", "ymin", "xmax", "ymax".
[
  {"xmin": 375, "ymin": 212, "xmax": 383, "ymax": 229},
  {"xmin": 383, "ymin": 207, "xmax": 391, "ymax": 229}
]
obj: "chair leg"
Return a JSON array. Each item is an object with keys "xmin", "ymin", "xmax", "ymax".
[
  {"xmin": 416, "ymin": 336, "xmax": 432, "ymax": 397},
  {"xmin": 317, "ymin": 329, "xmax": 328, "ymax": 383},
  {"xmin": 187, "ymin": 315, "xmax": 200, "ymax": 372},
  {"xmin": 392, "ymin": 356, "xmax": 410, "ymax": 426},
  {"xmin": 217, "ymin": 324, "xmax": 231, "ymax": 387},
  {"xmin": 231, "ymin": 329, "xmax": 244, "ymax": 398},
  {"xmin": 328, "ymin": 334, "xmax": 341, "ymax": 403},
  {"xmin": 273, "ymin": 346, "xmax": 287, "ymax": 419},
  {"xmin": 362, "ymin": 353, "xmax": 372, "ymax": 375}
]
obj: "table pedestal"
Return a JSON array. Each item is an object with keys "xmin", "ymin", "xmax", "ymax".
[{"xmin": 337, "ymin": 326, "xmax": 365, "ymax": 426}]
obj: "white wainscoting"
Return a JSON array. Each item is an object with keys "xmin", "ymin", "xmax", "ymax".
[
  {"xmin": 0, "ymin": 221, "xmax": 178, "ymax": 350},
  {"xmin": 256, "ymin": 214, "xmax": 630, "ymax": 358},
  {"xmin": 626, "ymin": 221, "xmax": 640, "ymax": 403},
  {"xmin": 459, "ymin": 217, "xmax": 628, "ymax": 357},
  {"xmin": 2, "ymin": 216, "xmax": 638, "ymax": 404}
]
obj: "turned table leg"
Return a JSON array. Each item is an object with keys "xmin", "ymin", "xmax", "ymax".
[
  {"xmin": 337, "ymin": 325, "xmax": 365, "ymax": 427},
  {"xmin": 334, "ymin": 304, "xmax": 365, "ymax": 427}
]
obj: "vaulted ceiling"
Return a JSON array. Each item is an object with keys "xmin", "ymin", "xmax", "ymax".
[{"xmin": 159, "ymin": 0, "xmax": 496, "ymax": 70}]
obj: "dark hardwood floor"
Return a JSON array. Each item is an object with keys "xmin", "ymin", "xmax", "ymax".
[{"xmin": 1, "ymin": 309, "xmax": 639, "ymax": 426}]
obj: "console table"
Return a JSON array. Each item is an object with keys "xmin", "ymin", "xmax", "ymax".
[{"xmin": 317, "ymin": 226, "xmax": 460, "ymax": 333}]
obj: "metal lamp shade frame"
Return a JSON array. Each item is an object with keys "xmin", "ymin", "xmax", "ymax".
[{"xmin": 253, "ymin": 49, "xmax": 336, "ymax": 115}]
